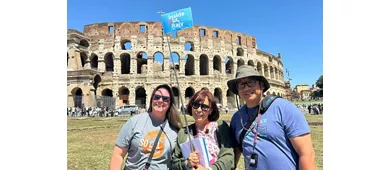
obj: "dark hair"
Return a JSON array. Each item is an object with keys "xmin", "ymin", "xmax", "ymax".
[
  {"xmin": 186, "ymin": 90, "xmax": 220, "ymax": 121},
  {"xmin": 147, "ymin": 84, "xmax": 183, "ymax": 130}
]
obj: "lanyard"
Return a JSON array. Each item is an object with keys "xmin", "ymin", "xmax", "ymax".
[
  {"xmin": 251, "ymin": 113, "xmax": 262, "ymax": 153},
  {"xmin": 240, "ymin": 105, "xmax": 262, "ymax": 153}
]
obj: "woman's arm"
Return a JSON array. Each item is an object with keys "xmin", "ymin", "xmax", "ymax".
[
  {"xmin": 210, "ymin": 120, "xmax": 235, "ymax": 170},
  {"xmin": 109, "ymin": 145, "xmax": 128, "ymax": 170},
  {"xmin": 171, "ymin": 129, "xmax": 188, "ymax": 170}
]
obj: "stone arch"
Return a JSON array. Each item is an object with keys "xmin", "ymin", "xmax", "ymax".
[
  {"xmin": 268, "ymin": 56, "xmax": 273, "ymax": 62},
  {"xmin": 90, "ymin": 53, "xmax": 98, "ymax": 70},
  {"xmin": 257, "ymin": 62, "xmax": 262, "ymax": 75},
  {"xmin": 214, "ymin": 88, "xmax": 222, "ymax": 104},
  {"xmin": 225, "ymin": 56, "xmax": 234, "ymax": 74},
  {"xmin": 277, "ymin": 92, "xmax": 281, "ymax": 97},
  {"xmin": 185, "ymin": 54, "xmax": 195, "ymax": 75},
  {"xmin": 226, "ymin": 89, "xmax": 235, "ymax": 108},
  {"xmin": 263, "ymin": 64, "xmax": 269, "ymax": 78},
  {"xmin": 71, "ymin": 87, "xmax": 83, "ymax": 108},
  {"xmin": 80, "ymin": 39, "xmax": 89, "ymax": 47},
  {"xmin": 67, "ymin": 52, "xmax": 69, "ymax": 67},
  {"xmin": 101, "ymin": 88, "xmax": 115, "ymax": 108},
  {"xmin": 266, "ymin": 91, "xmax": 271, "ymax": 95},
  {"xmin": 248, "ymin": 60, "xmax": 254, "ymax": 67},
  {"xmin": 119, "ymin": 86, "xmax": 130, "ymax": 105},
  {"xmin": 104, "ymin": 52, "xmax": 114, "ymax": 72},
  {"xmin": 200, "ymin": 54, "xmax": 209, "ymax": 75},
  {"xmin": 135, "ymin": 86, "xmax": 146, "ymax": 108},
  {"xmin": 213, "ymin": 55, "xmax": 221, "ymax": 72},
  {"xmin": 80, "ymin": 52, "xmax": 88, "ymax": 68},
  {"xmin": 136, "ymin": 52, "xmax": 148, "ymax": 74},
  {"xmin": 237, "ymin": 59, "xmax": 245, "ymax": 72},
  {"xmin": 121, "ymin": 39, "xmax": 132, "ymax": 50},
  {"xmin": 170, "ymin": 52, "xmax": 180, "ymax": 71},
  {"xmin": 272, "ymin": 92, "xmax": 276, "ymax": 96},
  {"xmin": 184, "ymin": 41, "xmax": 194, "ymax": 51},
  {"xmin": 237, "ymin": 48, "xmax": 244, "ymax": 56},
  {"xmin": 172, "ymin": 87, "xmax": 180, "ymax": 108},
  {"xmin": 153, "ymin": 51, "xmax": 164, "ymax": 71},
  {"xmin": 201, "ymin": 87, "xmax": 209, "ymax": 91},
  {"xmin": 92, "ymin": 75, "xmax": 101, "ymax": 96},
  {"xmin": 185, "ymin": 87, "xmax": 195, "ymax": 103},
  {"xmin": 120, "ymin": 53, "xmax": 131, "ymax": 74}
]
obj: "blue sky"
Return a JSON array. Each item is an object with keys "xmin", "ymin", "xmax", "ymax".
[{"xmin": 67, "ymin": 0, "xmax": 323, "ymax": 88}]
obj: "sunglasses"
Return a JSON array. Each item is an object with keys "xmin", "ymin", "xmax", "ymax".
[
  {"xmin": 191, "ymin": 102, "xmax": 211, "ymax": 111},
  {"xmin": 153, "ymin": 94, "xmax": 170, "ymax": 102},
  {"xmin": 237, "ymin": 79, "xmax": 257, "ymax": 90}
]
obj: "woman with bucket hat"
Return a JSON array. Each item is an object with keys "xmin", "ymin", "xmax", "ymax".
[{"xmin": 228, "ymin": 65, "xmax": 316, "ymax": 170}]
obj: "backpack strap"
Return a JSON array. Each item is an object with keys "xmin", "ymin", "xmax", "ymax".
[
  {"xmin": 143, "ymin": 119, "xmax": 167, "ymax": 170},
  {"xmin": 237, "ymin": 95, "xmax": 280, "ymax": 152}
]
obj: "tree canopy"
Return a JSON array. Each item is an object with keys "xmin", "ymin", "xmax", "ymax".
[{"xmin": 316, "ymin": 75, "xmax": 323, "ymax": 89}]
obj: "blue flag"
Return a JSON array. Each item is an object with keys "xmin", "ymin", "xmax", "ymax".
[{"xmin": 161, "ymin": 7, "xmax": 194, "ymax": 34}]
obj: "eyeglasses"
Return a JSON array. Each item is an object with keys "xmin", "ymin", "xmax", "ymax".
[
  {"xmin": 192, "ymin": 102, "xmax": 210, "ymax": 111},
  {"xmin": 237, "ymin": 79, "xmax": 257, "ymax": 90},
  {"xmin": 153, "ymin": 94, "xmax": 170, "ymax": 102}
]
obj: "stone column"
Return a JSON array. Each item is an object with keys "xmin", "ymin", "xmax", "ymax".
[
  {"xmin": 147, "ymin": 55, "xmax": 153, "ymax": 74},
  {"xmin": 268, "ymin": 68, "xmax": 271, "ymax": 79},
  {"xmin": 221, "ymin": 57, "xmax": 226, "ymax": 76},
  {"xmin": 98, "ymin": 60, "xmax": 105, "ymax": 72},
  {"xmin": 129, "ymin": 86, "xmax": 135, "ymax": 105},
  {"xmin": 114, "ymin": 58, "xmax": 120, "ymax": 74},
  {"xmin": 74, "ymin": 51, "xmax": 81, "ymax": 70},
  {"xmin": 179, "ymin": 57, "xmax": 185, "ymax": 75},
  {"xmin": 131, "ymin": 56, "xmax": 136, "ymax": 74},
  {"xmin": 208, "ymin": 55, "xmax": 213, "ymax": 75},
  {"xmin": 195, "ymin": 56, "xmax": 200, "ymax": 76},
  {"xmin": 222, "ymin": 89, "xmax": 227, "ymax": 107}
]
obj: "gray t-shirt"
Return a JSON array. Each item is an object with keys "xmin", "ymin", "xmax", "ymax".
[{"xmin": 116, "ymin": 112, "xmax": 178, "ymax": 170}]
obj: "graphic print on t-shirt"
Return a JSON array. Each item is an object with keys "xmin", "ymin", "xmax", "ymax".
[{"xmin": 141, "ymin": 130, "xmax": 165, "ymax": 158}]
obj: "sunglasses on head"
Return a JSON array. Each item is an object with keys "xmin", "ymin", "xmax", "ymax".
[
  {"xmin": 191, "ymin": 102, "xmax": 210, "ymax": 111},
  {"xmin": 153, "ymin": 94, "xmax": 170, "ymax": 102}
]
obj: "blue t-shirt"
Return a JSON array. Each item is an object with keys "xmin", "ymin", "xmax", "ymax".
[{"xmin": 230, "ymin": 98, "xmax": 310, "ymax": 170}]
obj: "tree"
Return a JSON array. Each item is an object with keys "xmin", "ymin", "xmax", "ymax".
[{"xmin": 316, "ymin": 75, "xmax": 323, "ymax": 89}]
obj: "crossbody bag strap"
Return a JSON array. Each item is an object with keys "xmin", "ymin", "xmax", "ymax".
[
  {"xmin": 238, "ymin": 95, "xmax": 281, "ymax": 151},
  {"xmin": 143, "ymin": 119, "xmax": 167, "ymax": 170},
  {"xmin": 238, "ymin": 106, "xmax": 259, "ymax": 150}
]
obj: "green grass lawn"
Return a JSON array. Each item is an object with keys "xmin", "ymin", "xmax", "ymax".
[{"xmin": 68, "ymin": 114, "xmax": 323, "ymax": 170}]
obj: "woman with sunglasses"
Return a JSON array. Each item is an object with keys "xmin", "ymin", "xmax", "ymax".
[
  {"xmin": 172, "ymin": 90, "xmax": 234, "ymax": 170},
  {"xmin": 110, "ymin": 84, "xmax": 183, "ymax": 170}
]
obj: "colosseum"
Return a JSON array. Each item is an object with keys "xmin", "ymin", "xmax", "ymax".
[{"xmin": 67, "ymin": 21, "xmax": 286, "ymax": 109}]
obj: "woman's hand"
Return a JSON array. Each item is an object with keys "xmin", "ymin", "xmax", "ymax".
[
  {"xmin": 194, "ymin": 164, "xmax": 211, "ymax": 170},
  {"xmin": 188, "ymin": 151, "xmax": 200, "ymax": 168}
]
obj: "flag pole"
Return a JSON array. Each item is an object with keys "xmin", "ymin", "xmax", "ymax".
[{"xmin": 159, "ymin": 10, "xmax": 195, "ymax": 152}]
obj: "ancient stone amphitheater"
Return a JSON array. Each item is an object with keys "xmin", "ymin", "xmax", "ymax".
[{"xmin": 67, "ymin": 21, "xmax": 286, "ymax": 109}]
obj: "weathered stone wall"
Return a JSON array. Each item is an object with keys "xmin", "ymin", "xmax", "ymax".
[{"xmin": 67, "ymin": 22, "xmax": 286, "ymax": 109}]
